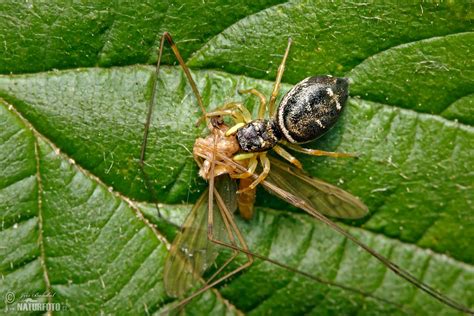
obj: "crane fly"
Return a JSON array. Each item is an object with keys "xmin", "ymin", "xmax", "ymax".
[{"xmin": 139, "ymin": 32, "xmax": 473, "ymax": 314}]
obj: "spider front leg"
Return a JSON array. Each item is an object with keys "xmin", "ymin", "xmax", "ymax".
[
  {"xmin": 239, "ymin": 88, "xmax": 267, "ymax": 119},
  {"xmin": 204, "ymin": 102, "xmax": 253, "ymax": 136},
  {"xmin": 205, "ymin": 102, "xmax": 252, "ymax": 123}
]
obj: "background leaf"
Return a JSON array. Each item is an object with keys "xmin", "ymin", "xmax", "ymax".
[{"xmin": 0, "ymin": 1, "xmax": 473, "ymax": 315}]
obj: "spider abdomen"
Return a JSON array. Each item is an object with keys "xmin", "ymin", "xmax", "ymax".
[{"xmin": 277, "ymin": 76, "xmax": 349, "ymax": 143}]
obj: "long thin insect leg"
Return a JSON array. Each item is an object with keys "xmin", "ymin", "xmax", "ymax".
[
  {"xmin": 209, "ymin": 186, "xmax": 254, "ymax": 283},
  {"xmin": 139, "ymin": 32, "xmax": 207, "ymax": 219},
  {"xmin": 164, "ymin": 32, "xmax": 206, "ymax": 115},
  {"xmin": 200, "ymin": 136, "xmax": 240, "ymax": 284},
  {"xmin": 268, "ymin": 38, "xmax": 292, "ymax": 117},
  {"xmin": 203, "ymin": 241, "xmax": 239, "ymax": 287},
  {"xmin": 140, "ymin": 32, "xmax": 206, "ymax": 165},
  {"xmin": 204, "ymin": 191, "xmax": 241, "ymax": 285},
  {"xmin": 213, "ymin": 188, "xmax": 253, "ymax": 264},
  {"xmin": 166, "ymin": 230, "xmax": 252, "ymax": 312},
  {"xmin": 214, "ymin": 190, "xmax": 411, "ymax": 314},
  {"xmin": 200, "ymin": 133, "xmax": 241, "ymax": 285},
  {"xmin": 166, "ymin": 188, "xmax": 253, "ymax": 312},
  {"xmin": 207, "ymin": 133, "xmax": 218, "ymax": 249},
  {"xmin": 139, "ymin": 35, "xmax": 163, "ymax": 166},
  {"xmin": 204, "ymin": 225, "xmax": 412, "ymax": 314},
  {"xmin": 262, "ymin": 180, "xmax": 474, "ymax": 315},
  {"xmin": 137, "ymin": 34, "xmax": 167, "ymax": 219}
]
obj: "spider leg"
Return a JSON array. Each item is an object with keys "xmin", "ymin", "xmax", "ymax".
[
  {"xmin": 273, "ymin": 144, "xmax": 303, "ymax": 169},
  {"xmin": 237, "ymin": 153, "xmax": 271, "ymax": 193},
  {"xmin": 239, "ymin": 88, "xmax": 267, "ymax": 119},
  {"xmin": 207, "ymin": 102, "xmax": 252, "ymax": 122},
  {"xmin": 230, "ymin": 155, "xmax": 258, "ymax": 179},
  {"xmin": 268, "ymin": 38, "xmax": 292, "ymax": 117},
  {"xmin": 203, "ymin": 101, "xmax": 253, "ymax": 137},
  {"xmin": 205, "ymin": 110, "xmax": 246, "ymax": 125}
]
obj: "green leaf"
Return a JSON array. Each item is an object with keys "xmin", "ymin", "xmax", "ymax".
[{"xmin": 1, "ymin": 1, "xmax": 473, "ymax": 315}]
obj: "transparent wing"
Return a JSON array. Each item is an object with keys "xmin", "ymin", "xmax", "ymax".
[
  {"xmin": 266, "ymin": 157, "xmax": 368, "ymax": 219},
  {"xmin": 163, "ymin": 176, "xmax": 237, "ymax": 298},
  {"xmin": 163, "ymin": 190, "xmax": 214, "ymax": 297},
  {"xmin": 215, "ymin": 175, "xmax": 238, "ymax": 216}
]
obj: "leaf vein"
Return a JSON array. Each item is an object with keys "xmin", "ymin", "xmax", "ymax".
[
  {"xmin": 101, "ymin": 240, "xmax": 159, "ymax": 308},
  {"xmin": 33, "ymin": 139, "xmax": 53, "ymax": 306}
]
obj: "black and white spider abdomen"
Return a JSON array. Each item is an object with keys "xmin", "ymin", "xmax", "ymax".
[{"xmin": 276, "ymin": 76, "xmax": 349, "ymax": 143}]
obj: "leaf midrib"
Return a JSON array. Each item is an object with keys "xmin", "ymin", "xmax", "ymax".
[{"xmin": 2, "ymin": 64, "xmax": 472, "ymax": 130}]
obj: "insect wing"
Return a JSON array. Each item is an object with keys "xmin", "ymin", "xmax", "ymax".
[
  {"xmin": 212, "ymin": 175, "xmax": 239, "ymax": 251},
  {"xmin": 163, "ymin": 190, "xmax": 215, "ymax": 297},
  {"xmin": 215, "ymin": 175, "xmax": 238, "ymax": 217},
  {"xmin": 163, "ymin": 176, "xmax": 237, "ymax": 297},
  {"xmin": 266, "ymin": 157, "xmax": 368, "ymax": 219}
]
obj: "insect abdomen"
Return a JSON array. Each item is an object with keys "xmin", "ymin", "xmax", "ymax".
[{"xmin": 277, "ymin": 76, "xmax": 349, "ymax": 143}]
